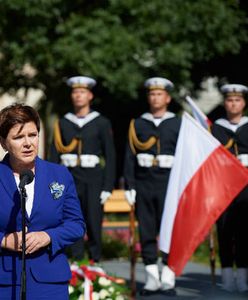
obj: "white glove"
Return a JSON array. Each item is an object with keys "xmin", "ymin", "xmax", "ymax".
[
  {"xmin": 125, "ymin": 189, "xmax": 136, "ymax": 206},
  {"xmin": 100, "ymin": 191, "xmax": 112, "ymax": 205}
]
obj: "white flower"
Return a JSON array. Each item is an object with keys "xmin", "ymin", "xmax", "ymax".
[
  {"xmin": 116, "ymin": 295, "xmax": 125, "ymax": 300},
  {"xmin": 99, "ymin": 289, "xmax": 110, "ymax": 299},
  {"xmin": 68, "ymin": 285, "xmax": 75, "ymax": 294},
  {"xmin": 70, "ymin": 262, "xmax": 79, "ymax": 271},
  {"xmin": 98, "ymin": 277, "xmax": 111, "ymax": 286},
  {"xmin": 92, "ymin": 292, "xmax": 100, "ymax": 300},
  {"xmin": 78, "ymin": 295, "xmax": 84, "ymax": 300},
  {"xmin": 108, "ymin": 286, "xmax": 114, "ymax": 293}
]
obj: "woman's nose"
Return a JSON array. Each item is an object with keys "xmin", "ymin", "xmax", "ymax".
[{"xmin": 24, "ymin": 136, "xmax": 31, "ymax": 146}]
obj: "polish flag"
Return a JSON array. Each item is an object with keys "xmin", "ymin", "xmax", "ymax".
[
  {"xmin": 185, "ymin": 96, "xmax": 212, "ymax": 129},
  {"xmin": 159, "ymin": 112, "xmax": 248, "ymax": 276}
]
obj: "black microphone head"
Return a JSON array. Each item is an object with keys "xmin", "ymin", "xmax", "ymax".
[{"xmin": 19, "ymin": 169, "xmax": 34, "ymax": 189}]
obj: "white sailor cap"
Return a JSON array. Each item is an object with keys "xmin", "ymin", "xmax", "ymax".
[
  {"xmin": 66, "ymin": 76, "xmax": 96, "ymax": 90},
  {"xmin": 220, "ymin": 84, "xmax": 248, "ymax": 98},
  {"xmin": 144, "ymin": 77, "xmax": 174, "ymax": 92}
]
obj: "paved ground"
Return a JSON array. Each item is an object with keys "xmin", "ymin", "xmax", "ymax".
[{"xmin": 102, "ymin": 260, "xmax": 248, "ymax": 300}]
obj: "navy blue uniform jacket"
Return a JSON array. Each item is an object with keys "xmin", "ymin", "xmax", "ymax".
[{"xmin": 0, "ymin": 155, "xmax": 85, "ymax": 285}]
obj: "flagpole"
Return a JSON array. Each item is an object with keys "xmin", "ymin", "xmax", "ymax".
[
  {"xmin": 185, "ymin": 97, "xmax": 217, "ymax": 284},
  {"xmin": 129, "ymin": 204, "xmax": 136, "ymax": 298},
  {"xmin": 209, "ymin": 226, "xmax": 216, "ymax": 285}
]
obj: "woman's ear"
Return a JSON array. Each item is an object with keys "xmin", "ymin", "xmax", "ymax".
[{"xmin": 0, "ymin": 137, "xmax": 7, "ymax": 152}]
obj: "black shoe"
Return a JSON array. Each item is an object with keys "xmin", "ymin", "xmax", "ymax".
[
  {"xmin": 139, "ymin": 288, "xmax": 159, "ymax": 296},
  {"xmin": 160, "ymin": 288, "xmax": 177, "ymax": 296},
  {"xmin": 239, "ymin": 289, "xmax": 248, "ymax": 296}
]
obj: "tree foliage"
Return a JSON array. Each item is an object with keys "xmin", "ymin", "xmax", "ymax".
[{"xmin": 0, "ymin": 0, "xmax": 247, "ymax": 111}]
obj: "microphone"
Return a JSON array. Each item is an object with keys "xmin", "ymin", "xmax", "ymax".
[{"xmin": 19, "ymin": 169, "xmax": 34, "ymax": 189}]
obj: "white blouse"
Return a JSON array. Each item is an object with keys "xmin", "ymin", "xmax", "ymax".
[{"xmin": 14, "ymin": 175, "xmax": 35, "ymax": 217}]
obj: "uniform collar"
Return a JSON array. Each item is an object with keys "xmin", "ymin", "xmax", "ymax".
[
  {"xmin": 215, "ymin": 116, "xmax": 248, "ymax": 132},
  {"xmin": 64, "ymin": 111, "xmax": 100, "ymax": 127},
  {"xmin": 141, "ymin": 111, "xmax": 175, "ymax": 126}
]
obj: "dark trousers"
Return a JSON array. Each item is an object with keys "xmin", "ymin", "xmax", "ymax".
[
  {"xmin": 70, "ymin": 177, "xmax": 103, "ymax": 261},
  {"xmin": 217, "ymin": 185, "xmax": 248, "ymax": 268},
  {"xmin": 136, "ymin": 176, "xmax": 169, "ymax": 265}
]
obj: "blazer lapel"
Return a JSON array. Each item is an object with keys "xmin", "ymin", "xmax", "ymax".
[
  {"xmin": 30, "ymin": 157, "xmax": 47, "ymax": 219},
  {"xmin": 0, "ymin": 155, "xmax": 19, "ymax": 201},
  {"xmin": 0, "ymin": 156, "xmax": 22, "ymax": 229}
]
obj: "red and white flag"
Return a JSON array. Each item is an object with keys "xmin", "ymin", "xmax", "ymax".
[
  {"xmin": 159, "ymin": 112, "xmax": 248, "ymax": 276},
  {"xmin": 185, "ymin": 96, "xmax": 212, "ymax": 129}
]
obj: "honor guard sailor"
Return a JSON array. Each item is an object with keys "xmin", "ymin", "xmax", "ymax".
[
  {"xmin": 212, "ymin": 83, "xmax": 248, "ymax": 293},
  {"xmin": 50, "ymin": 76, "xmax": 116, "ymax": 263},
  {"xmin": 124, "ymin": 77, "xmax": 181, "ymax": 295}
]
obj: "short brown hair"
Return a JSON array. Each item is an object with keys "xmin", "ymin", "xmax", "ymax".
[{"xmin": 0, "ymin": 103, "xmax": 40, "ymax": 139}]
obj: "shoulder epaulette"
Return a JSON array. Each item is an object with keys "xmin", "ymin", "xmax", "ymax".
[
  {"xmin": 54, "ymin": 119, "xmax": 81, "ymax": 154},
  {"xmin": 128, "ymin": 119, "xmax": 159, "ymax": 155}
]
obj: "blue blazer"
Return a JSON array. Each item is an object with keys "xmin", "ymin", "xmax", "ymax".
[{"xmin": 0, "ymin": 155, "xmax": 85, "ymax": 285}]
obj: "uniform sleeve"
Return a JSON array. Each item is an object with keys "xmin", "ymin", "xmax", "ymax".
[
  {"xmin": 100, "ymin": 119, "xmax": 116, "ymax": 192},
  {"xmin": 123, "ymin": 131, "xmax": 136, "ymax": 190},
  {"xmin": 48, "ymin": 119, "xmax": 62, "ymax": 163},
  {"xmin": 49, "ymin": 141, "xmax": 61, "ymax": 163},
  {"xmin": 45, "ymin": 170, "xmax": 86, "ymax": 256}
]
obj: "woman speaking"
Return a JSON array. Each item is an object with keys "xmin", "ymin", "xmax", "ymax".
[{"xmin": 0, "ymin": 104, "xmax": 85, "ymax": 299}]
